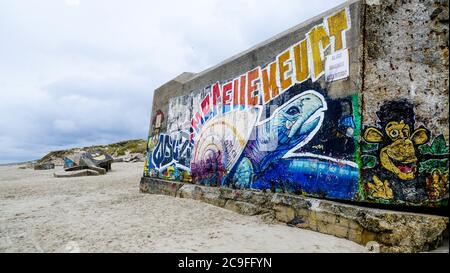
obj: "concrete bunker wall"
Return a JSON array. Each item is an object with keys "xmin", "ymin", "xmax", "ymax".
[{"xmin": 143, "ymin": 0, "xmax": 449, "ymax": 210}]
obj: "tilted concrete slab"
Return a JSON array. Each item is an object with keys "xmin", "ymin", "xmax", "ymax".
[{"xmin": 54, "ymin": 169, "xmax": 100, "ymax": 178}]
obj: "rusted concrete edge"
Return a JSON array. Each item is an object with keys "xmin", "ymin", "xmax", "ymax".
[{"xmin": 140, "ymin": 177, "xmax": 448, "ymax": 253}]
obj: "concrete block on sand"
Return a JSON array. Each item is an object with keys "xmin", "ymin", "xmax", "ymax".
[{"xmin": 54, "ymin": 169, "xmax": 100, "ymax": 178}]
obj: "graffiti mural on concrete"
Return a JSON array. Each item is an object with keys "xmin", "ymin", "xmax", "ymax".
[
  {"xmin": 146, "ymin": 131, "xmax": 193, "ymax": 182},
  {"xmin": 248, "ymin": 88, "xmax": 360, "ymax": 200},
  {"xmin": 143, "ymin": 6, "xmax": 448, "ymax": 208},
  {"xmin": 361, "ymin": 100, "xmax": 449, "ymax": 206},
  {"xmin": 152, "ymin": 110, "xmax": 164, "ymax": 136},
  {"xmin": 144, "ymin": 7, "xmax": 362, "ymax": 201}
]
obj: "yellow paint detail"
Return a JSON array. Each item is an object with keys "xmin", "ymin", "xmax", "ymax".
[
  {"xmin": 381, "ymin": 121, "xmax": 426, "ymax": 180},
  {"xmin": 367, "ymin": 175, "xmax": 393, "ymax": 200},
  {"xmin": 277, "ymin": 49, "xmax": 293, "ymax": 91},
  {"xmin": 292, "ymin": 39, "xmax": 309, "ymax": 83},
  {"xmin": 385, "ymin": 120, "xmax": 409, "ymax": 141},
  {"xmin": 327, "ymin": 9, "xmax": 349, "ymax": 51},
  {"xmin": 143, "ymin": 159, "xmax": 148, "ymax": 175},
  {"xmin": 428, "ymin": 170, "xmax": 449, "ymax": 200},
  {"xmin": 411, "ymin": 127, "xmax": 429, "ymax": 145},
  {"xmin": 380, "ymin": 143, "xmax": 417, "ymax": 180},
  {"xmin": 165, "ymin": 165, "xmax": 175, "ymax": 179},
  {"xmin": 431, "ymin": 170, "xmax": 441, "ymax": 199},
  {"xmin": 182, "ymin": 171, "xmax": 192, "ymax": 183},
  {"xmin": 308, "ymin": 25, "xmax": 330, "ymax": 79},
  {"xmin": 363, "ymin": 127, "xmax": 383, "ymax": 143},
  {"xmin": 363, "ymin": 121, "xmax": 430, "ymax": 181}
]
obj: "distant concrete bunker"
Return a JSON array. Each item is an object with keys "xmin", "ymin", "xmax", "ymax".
[{"xmin": 54, "ymin": 150, "xmax": 113, "ymax": 178}]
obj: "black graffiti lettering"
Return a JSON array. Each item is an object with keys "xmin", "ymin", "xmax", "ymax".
[
  {"xmin": 152, "ymin": 134, "xmax": 165, "ymax": 168},
  {"xmin": 152, "ymin": 133, "xmax": 192, "ymax": 170},
  {"xmin": 164, "ymin": 135, "xmax": 172, "ymax": 160},
  {"xmin": 179, "ymin": 140, "xmax": 188, "ymax": 158}
]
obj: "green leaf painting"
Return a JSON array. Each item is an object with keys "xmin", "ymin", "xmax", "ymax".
[
  {"xmin": 362, "ymin": 155, "xmax": 377, "ymax": 168},
  {"xmin": 419, "ymin": 135, "xmax": 449, "ymax": 155},
  {"xmin": 419, "ymin": 158, "xmax": 449, "ymax": 174},
  {"xmin": 361, "ymin": 142, "xmax": 378, "ymax": 153}
]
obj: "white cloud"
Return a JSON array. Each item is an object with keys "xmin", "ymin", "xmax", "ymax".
[
  {"xmin": 0, "ymin": 0, "xmax": 346, "ymax": 163},
  {"xmin": 65, "ymin": 0, "xmax": 80, "ymax": 7},
  {"xmin": 53, "ymin": 119, "xmax": 77, "ymax": 133}
]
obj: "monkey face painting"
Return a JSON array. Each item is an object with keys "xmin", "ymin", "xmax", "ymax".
[
  {"xmin": 364, "ymin": 120, "xmax": 429, "ymax": 180},
  {"xmin": 361, "ymin": 100, "xmax": 449, "ymax": 206},
  {"xmin": 361, "ymin": 100, "xmax": 435, "ymax": 203}
]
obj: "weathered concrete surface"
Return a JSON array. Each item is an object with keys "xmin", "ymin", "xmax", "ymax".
[
  {"xmin": 85, "ymin": 165, "xmax": 107, "ymax": 175},
  {"xmin": 363, "ymin": 0, "xmax": 449, "ymax": 139},
  {"xmin": 34, "ymin": 162, "xmax": 55, "ymax": 170},
  {"xmin": 54, "ymin": 169, "xmax": 100, "ymax": 178},
  {"xmin": 139, "ymin": 177, "xmax": 183, "ymax": 197},
  {"xmin": 149, "ymin": 72, "xmax": 196, "ymax": 135},
  {"xmin": 272, "ymin": 194, "xmax": 449, "ymax": 253},
  {"xmin": 140, "ymin": 177, "xmax": 449, "ymax": 253},
  {"xmin": 144, "ymin": 0, "xmax": 448, "ymax": 209},
  {"xmin": 64, "ymin": 165, "xmax": 107, "ymax": 175},
  {"xmin": 140, "ymin": 0, "xmax": 449, "ymax": 252},
  {"xmin": 150, "ymin": 0, "xmax": 363, "ymax": 132}
]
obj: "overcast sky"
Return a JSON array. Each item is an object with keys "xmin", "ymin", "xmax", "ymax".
[{"xmin": 0, "ymin": 0, "xmax": 346, "ymax": 164}]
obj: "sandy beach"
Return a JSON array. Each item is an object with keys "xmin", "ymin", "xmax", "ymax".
[{"xmin": 1, "ymin": 162, "xmax": 372, "ymax": 253}]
